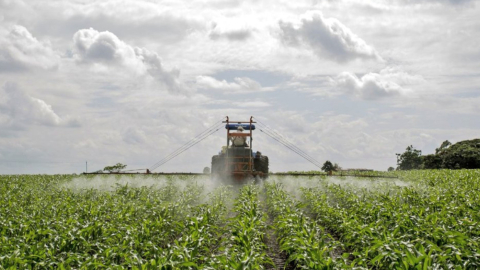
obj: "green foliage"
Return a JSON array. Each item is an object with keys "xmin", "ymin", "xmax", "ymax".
[
  {"xmin": 387, "ymin": 167, "xmax": 395, "ymax": 172},
  {"xmin": 396, "ymin": 145, "xmax": 422, "ymax": 170},
  {"xmin": 435, "ymin": 140, "xmax": 452, "ymax": 154},
  {"xmin": 2, "ymin": 172, "xmax": 480, "ymax": 269},
  {"xmin": 421, "ymin": 154, "xmax": 442, "ymax": 169},
  {"xmin": 208, "ymin": 184, "xmax": 273, "ymax": 269},
  {"xmin": 265, "ymin": 182, "xmax": 335, "ymax": 269},
  {"xmin": 438, "ymin": 139, "xmax": 480, "ymax": 169},
  {"xmin": 301, "ymin": 170, "xmax": 480, "ymax": 269},
  {"xmin": 321, "ymin": 160, "xmax": 335, "ymax": 173},
  {"xmin": 420, "ymin": 139, "xmax": 480, "ymax": 169},
  {"xmin": 0, "ymin": 175, "xmax": 230, "ymax": 269},
  {"xmin": 103, "ymin": 163, "xmax": 127, "ymax": 173}
]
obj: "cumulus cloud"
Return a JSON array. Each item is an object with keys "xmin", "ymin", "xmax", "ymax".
[
  {"xmin": 0, "ymin": 82, "xmax": 79, "ymax": 127},
  {"xmin": 0, "ymin": 25, "xmax": 59, "ymax": 72},
  {"xmin": 32, "ymin": 2, "xmax": 199, "ymax": 43},
  {"xmin": 122, "ymin": 127, "xmax": 146, "ymax": 144},
  {"xmin": 208, "ymin": 22, "xmax": 253, "ymax": 41},
  {"xmin": 234, "ymin": 101, "xmax": 271, "ymax": 108},
  {"xmin": 196, "ymin": 75, "xmax": 273, "ymax": 93},
  {"xmin": 400, "ymin": 0, "xmax": 475, "ymax": 5},
  {"xmin": 333, "ymin": 72, "xmax": 403, "ymax": 99},
  {"xmin": 279, "ymin": 11, "xmax": 382, "ymax": 63},
  {"xmin": 259, "ymin": 111, "xmax": 374, "ymax": 163},
  {"xmin": 73, "ymin": 28, "xmax": 185, "ymax": 94},
  {"xmin": 331, "ymin": 67, "xmax": 423, "ymax": 100}
]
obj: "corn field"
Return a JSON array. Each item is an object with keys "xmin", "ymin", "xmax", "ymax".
[{"xmin": 1, "ymin": 170, "xmax": 479, "ymax": 269}]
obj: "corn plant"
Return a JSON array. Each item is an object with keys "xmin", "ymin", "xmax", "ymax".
[
  {"xmin": 207, "ymin": 184, "xmax": 273, "ymax": 270},
  {"xmin": 302, "ymin": 170, "xmax": 480, "ymax": 269},
  {"xmin": 0, "ymin": 175, "xmax": 223, "ymax": 269},
  {"xmin": 2, "ymin": 171, "xmax": 480, "ymax": 269},
  {"xmin": 264, "ymin": 181, "xmax": 336, "ymax": 269},
  {"xmin": 155, "ymin": 185, "xmax": 232, "ymax": 269}
]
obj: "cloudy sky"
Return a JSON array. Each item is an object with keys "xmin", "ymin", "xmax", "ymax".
[{"xmin": 1, "ymin": 0, "xmax": 479, "ymax": 174}]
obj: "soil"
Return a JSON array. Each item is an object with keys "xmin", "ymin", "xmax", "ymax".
[
  {"xmin": 324, "ymin": 227, "xmax": 345, "ymax": 260},
  {"xmin": 263, "ymin": 217, "xmax": 295, "ymax": 270}
]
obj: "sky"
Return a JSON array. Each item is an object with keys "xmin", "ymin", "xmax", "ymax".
[{"xmin": 1, "ymin": 0, "xmax": 479, "ymax": 174}]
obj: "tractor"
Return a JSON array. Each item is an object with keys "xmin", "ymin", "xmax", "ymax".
[{"xmin": 211, "ymin": 116, "xmax": 269, "ymax": 183}]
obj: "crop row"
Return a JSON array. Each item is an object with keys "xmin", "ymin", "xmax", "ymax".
[
  {"xmin": 0, "ymin": 175, "xmax": 231, "ymax": 269},
  {"xmin": 207, "ymin": 184, "xmax": 271, "ymax": 269},
  {"xmin": 264, "ymin": 182, "xmax": 336, "ymax": 269},
  {"xmin": 301, "ymin": 170, "xmax": 480, "ymax": 269},
  {"xmin": 154, "ymin": 185, "xmax": 232, "ymax": 269},
  {"xmin": 2, "ymin": 171, "xmax": 480, "ymax": 269}
]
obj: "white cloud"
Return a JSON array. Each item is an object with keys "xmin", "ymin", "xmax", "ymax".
[
  {"xmin": 333, "ymin": 72, "xmax": 403, "ymax": 99},
  {"xmin": 0, "ymin": 82, "xmax": 79, "ymax": 127},
  {"xmin": 331, "ymin": 67, "xmax": 423, "ymax": 100},
  {"xmin": 255, "ymin": 111, "xmax": 378, "ymax": 169},
  {"xmin": 279, "ymin": 11, "xmax": 382, "ymax": 63},
  {"xmin": 31, "ymin": 1, "xmax": 200, "ymax": 44},
  {"xmin": 122, "ymin": 127, "xmax": 146, "ymax": 144},
  {"xmin": 377, "ymin": 67, "xmax": 425, "ymax": 85},
  {"xmin": 208, "ymin": 22, "xmax": 254, "ymax": 41},
  {"xmin": 398, "ymin": 0, "xmax": 475, "ymax": 5},
  {"xmin": 0, "ymin": 25, "xmax": 59, "ymax": 72},
  {"xmin": 0, "ymin": 0, "xmax": 479, "ymax": 174},
  {"xmin": 196, "ymin": 75, "xmax": 273, "ymax": 93},
  {"xmin": 73, "ymin": 28, "xmax": 186, "ymax": 94},
  {"xmin": 234, "ymin": 101, "xmax": 271, "ymax": 108}
]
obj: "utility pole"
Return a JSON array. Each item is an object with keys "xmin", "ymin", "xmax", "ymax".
[{"xmin": 86, "ymin": 161, "xmax": 88, "ymax": 173}]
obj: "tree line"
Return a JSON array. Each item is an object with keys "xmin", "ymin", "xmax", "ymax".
[{"xmin": 394, "ymin": 139, "xmax": 480, "ymax": 170}]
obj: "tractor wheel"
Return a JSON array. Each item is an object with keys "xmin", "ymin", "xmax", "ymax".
[
  {"xmin": 211, "ymin": 155, "xmax": 219, "ymax": 178},
  {"xmin": 255, "ymin": 155, "xmax": 269, "ymax": 177},
  {"xmin": 211, "ymin": 155, "xmax": 224, "ymax": 179}
]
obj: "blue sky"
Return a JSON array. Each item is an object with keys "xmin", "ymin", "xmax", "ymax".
[{"xmin": 1, "ymin": 0, "xmax": 479, "ymax": 173}]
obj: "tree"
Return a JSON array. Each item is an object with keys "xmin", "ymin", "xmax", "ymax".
[
  {"xmin": 435, "ymin": 140, "xmax": 452, "ymax": 154},
  {"xmin": 103, "ymin": 163, "xmax": 127, "ymax": 173},
  {"xmin": 322, "ymin": 161, "xmax": 335, "ymax": 174},
  {"xmin": 396, "ymin": 139, "xmax": 480, "ymax": 170},
  {"xmin": 396, "ymin": 145, "xmax": 422, "ymax": 170},
  {"xmin": 440, "ymin": 139, "xmax": 480, "ymax": 169},
  {"xmin": 203, "ymin": 167, "xmax": 210, "ymax": 174},
  {"xmin": 422, "ymin": 154, "xmax": 442, "ymax": 169},
  {"xmin": 387, "ymin": 167, "xmax": 395, "ymax": 172}
]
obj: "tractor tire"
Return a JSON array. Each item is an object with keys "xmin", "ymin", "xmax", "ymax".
[
  {"xmin": 211, "ymin": 155, "xmax": 224, "ymax": 179},
  {"xmin": 254, "ymin": 155, "xmax": 269, "ymax": 176}
]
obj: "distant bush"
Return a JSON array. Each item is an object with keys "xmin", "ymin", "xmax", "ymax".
[{"xmin": 103, "ymin": 163, "xmax": 127, "ymax": 173}]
